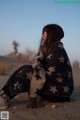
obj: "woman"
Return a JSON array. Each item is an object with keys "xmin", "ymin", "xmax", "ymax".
[{"xmin": 0, "ymin": 24, "xmax": 74, "ymax": 109}]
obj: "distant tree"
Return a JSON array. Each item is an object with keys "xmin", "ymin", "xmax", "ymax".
[{"xmin": 13, "ymin": 40, "xmax": 19, "ymax": 55}]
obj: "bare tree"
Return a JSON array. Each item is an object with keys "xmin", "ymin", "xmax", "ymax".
[{"xmin": 13, "ymin": 40, "xmax": 19, "ymax": 55}]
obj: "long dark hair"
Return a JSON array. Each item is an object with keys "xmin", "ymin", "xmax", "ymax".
[{"xmin": 40, "ymin": 24, "xmax": 64, "ymax": 56}]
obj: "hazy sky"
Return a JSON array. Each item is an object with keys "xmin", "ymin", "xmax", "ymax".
[{"xmin": 0, "ymin": 0, "xmax": 80, "ymax": 62}]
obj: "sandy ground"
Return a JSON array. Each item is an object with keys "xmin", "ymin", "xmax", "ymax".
[{"xmin": 0, "ymin": 67, "xmax": 80, "ymax": 120}]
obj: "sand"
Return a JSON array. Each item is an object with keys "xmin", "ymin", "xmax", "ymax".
[{"xmin": 0, "ymin": 67, "xmax": 80, "ymax": 120}]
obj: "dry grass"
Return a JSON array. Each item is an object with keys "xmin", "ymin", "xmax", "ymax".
[
  {"xmin": 0, "ymin": 62, "xmax": 13, "ymax": 75},
  {"xmin": 0, "ymin": 51, "xmax": 35, "ymax": 75},
  {"xmin": 0, "ymin": 61, "xmax": 30, "ymax": 75},
  {"xmin": 0, "ymin": 62, "xmax": 23, "ymax": 75}
]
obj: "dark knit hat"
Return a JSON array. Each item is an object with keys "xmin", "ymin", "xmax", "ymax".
[{"xmin": 42, "ymin": 24, "xmax": 64, "ymax": 41}]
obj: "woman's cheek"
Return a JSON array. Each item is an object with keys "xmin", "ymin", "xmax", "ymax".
[{"xmin": 41, "ymin": 38, "xmax": 45, "ymax": 46}]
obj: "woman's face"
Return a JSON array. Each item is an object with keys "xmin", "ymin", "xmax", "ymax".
[{"xmin": 41, "ymin": 31, "xmax": 47, "ymax": 45}]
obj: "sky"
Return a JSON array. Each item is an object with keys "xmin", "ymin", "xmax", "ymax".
[{"xmin": 0, "ymin": 0, "xmax": 80, "ymax": 62}]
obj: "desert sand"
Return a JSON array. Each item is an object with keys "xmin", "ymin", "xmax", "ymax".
[{"xmin": 0, "ymin": 67, "xmax": 80, "ymax": 120}]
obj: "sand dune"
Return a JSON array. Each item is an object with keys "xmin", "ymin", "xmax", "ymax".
[{"xmin": 0, "ymin": 67, "xmax": 80, "ymax": 120}]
